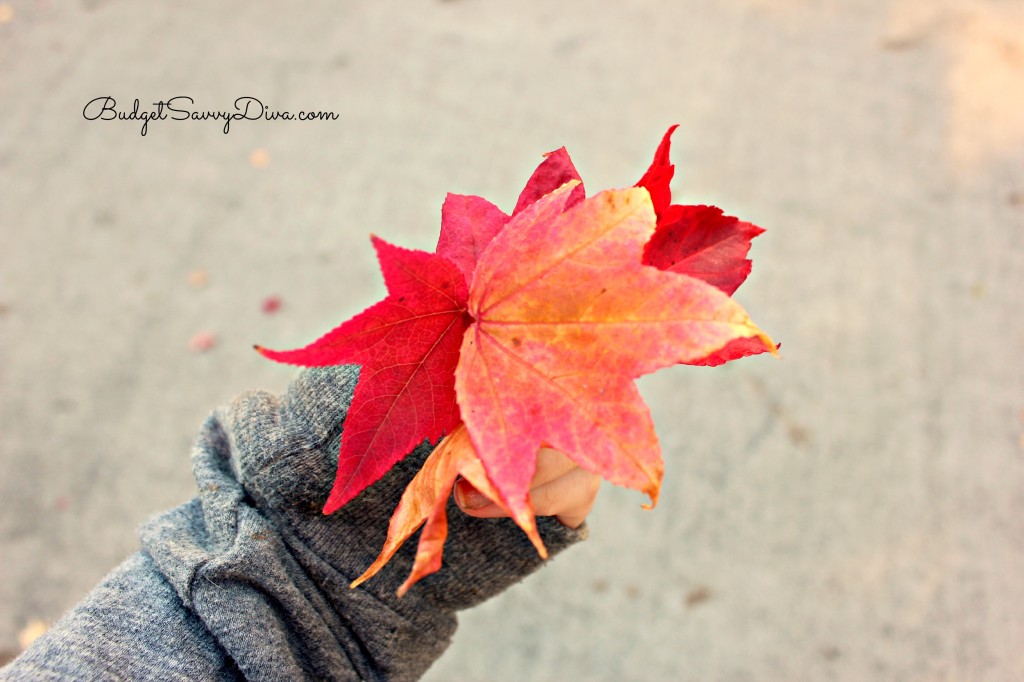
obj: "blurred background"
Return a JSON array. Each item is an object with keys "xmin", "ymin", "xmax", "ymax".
[{"xmin": 1, "ymin": 0, "xmax": 1022, "ymax": 679}]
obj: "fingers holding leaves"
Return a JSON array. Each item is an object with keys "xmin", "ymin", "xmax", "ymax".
[{"xmin": 455, "ymin": 448, "xmax": 600, "ymax": 530}]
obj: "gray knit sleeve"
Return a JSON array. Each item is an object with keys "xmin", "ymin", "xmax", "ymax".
[{"xmin": 1, "ymin": 366, "xmax": 585, "ymax": 681}]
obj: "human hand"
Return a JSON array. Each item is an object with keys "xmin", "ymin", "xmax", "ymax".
[{"xmin": 453, "ymin": 448, "xmax": 600, "ymax": 529}]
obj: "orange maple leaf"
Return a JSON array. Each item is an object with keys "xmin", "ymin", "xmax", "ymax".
[{"xmin": 350, "ymin": 423, "xmax": 541, "ymax": 596}]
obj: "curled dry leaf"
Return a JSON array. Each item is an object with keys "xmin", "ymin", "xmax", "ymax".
[{"xmin": 351, "ymin": 424, "xmax": 545, "ymax": 596}]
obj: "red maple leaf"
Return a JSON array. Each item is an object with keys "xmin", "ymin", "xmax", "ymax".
[
  {"xmin": 638, "ymin": 126, "xmax": 774, "ymax": 365},
  {"xmin": 638, "ymin": 126, "xmax": 766, "ymax": 295},
  {"xmin": 257, "ymin": 149, "xmax": 584, "ymax": 513},
  {"xmin": 256, "ymin": 238, "xmax": 469, "ymax": 513}
]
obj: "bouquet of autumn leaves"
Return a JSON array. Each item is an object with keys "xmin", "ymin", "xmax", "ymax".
[{"xmin": 257, "ymin": 126, "xmax": 776, "ymax": 595}]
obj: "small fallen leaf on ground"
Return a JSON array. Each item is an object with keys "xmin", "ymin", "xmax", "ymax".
[
  {"xmin": 187, "ymin": 269, "xmax": 208, "ymax": 288},
  {"xmin": 685, "ymin": 585, "xmax": 713, "ymax": 608},
  {"xmin": 188, "ymin": 332, "xmax": 217, "ymax": 352},
  {"xmin": 261, "ymin": 296, "xmax": 282, "ymax": 314},
  {"xmin": 249, "ymin": 148, "xmax": 270, "ymax": 168}
]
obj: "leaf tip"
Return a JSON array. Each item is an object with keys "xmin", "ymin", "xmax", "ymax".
[
  {"xmin": 641, "ymin": 486, "xmax": 660, "ymax": 511},
  {"xmin": 511, "ymin": 508, "xmax": 548, "ymax": 559},
  {"xmin": 761, "ymin": 333, "xmax": 781, "ymax": 358},
  {"xmin": 350, "ymin": 556, "xmax": 389, "ymax": 592},
  {"xmin": 253, "ymin": 344, "xmax": 286, "ymax": 362},
  {"xmin": 322, "ymin": 497, "xmax": 343, "ymax": 516},
  {"xmin": 541, "ymin": 146, "xmax": 569, "ymax": 160},
  {"xmin": 656, "ymin": 124, "xmax": 680, "ymax": 155}
]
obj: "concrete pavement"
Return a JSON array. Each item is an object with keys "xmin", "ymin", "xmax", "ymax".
[{"xmin": 2, "ymin": 1, "xmax": 1022, "ymax": 679}]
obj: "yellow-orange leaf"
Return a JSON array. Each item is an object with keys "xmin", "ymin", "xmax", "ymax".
[{"xmin": 350, "ymin": 424, "xmax": 545, "ymax": 596}]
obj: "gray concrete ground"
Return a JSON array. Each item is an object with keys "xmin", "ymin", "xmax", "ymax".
[{"xmin": 2, "ymin": 0, "xmax": 1022, "ymax": 679}]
